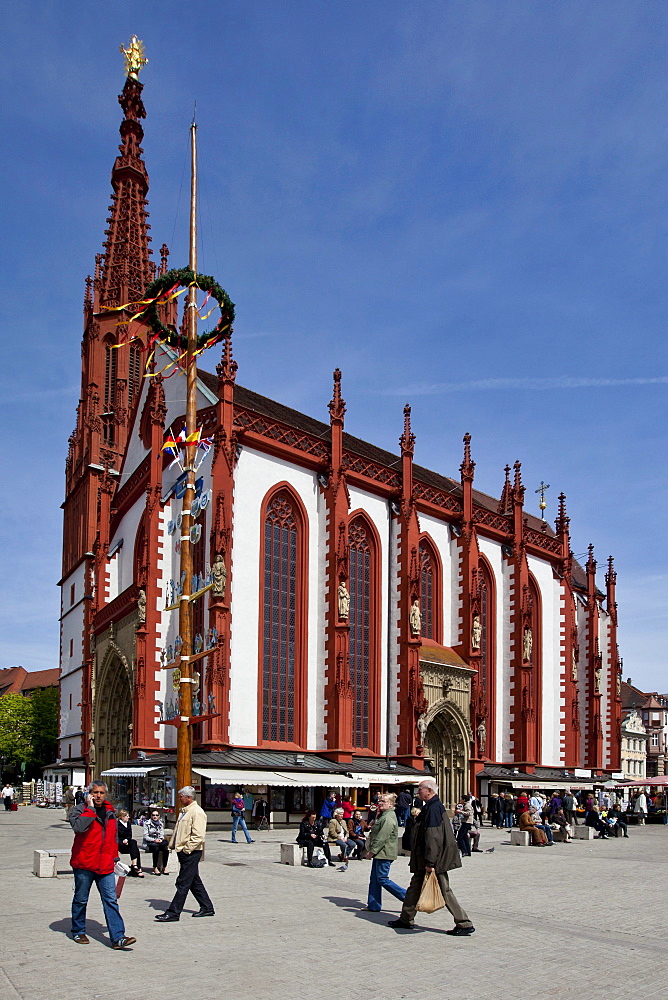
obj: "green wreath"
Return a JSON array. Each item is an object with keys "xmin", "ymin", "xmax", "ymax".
[{"xmin": 142, "ymin": 268, "xmax": 235, "ymax": 351}]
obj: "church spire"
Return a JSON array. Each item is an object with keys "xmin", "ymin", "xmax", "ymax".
[{"xmin": 96, "ymin": 45, "xmax": 153, "ymax": 309}]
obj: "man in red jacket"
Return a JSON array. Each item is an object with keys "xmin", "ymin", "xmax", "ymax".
[{"xmin": 69, "ymin": 781, "xmax": 136, "ymax": 949}]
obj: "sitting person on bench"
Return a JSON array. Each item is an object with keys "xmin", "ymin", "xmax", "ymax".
[
  {"xmin": 518, "ymin": 809, "xmax": 548, "ymax": 846},
  {"xmin": 116, "ymin": 809, "xmax": 144, "ymax": 876},
  {"xmin": 551, "ymin": 808, "xmax": 572, "ymax": 842},
  {"xmin": 606, "ymin": 804, "xmax": 629, "ymax": 838},
  {"xmin": 296, "ymin": 811, "xmax": 335, "ymax": 867},
  {"xmin": 144, "ymin": 808, "xmax": 170, "ymax": 874},
  {"xmin": 585, "ymin": 804, "xmax": 610, "ymax": 839}
]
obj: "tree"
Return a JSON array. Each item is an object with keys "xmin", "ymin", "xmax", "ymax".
[
  {"xmin": 0, "ymin": 693, "xmax": 34, "ymax": 768},
  {"xmin": 30, "ymin": 687, "xmax": 59, "ymax": 769},
  {"xmin": 0, "ymin": 687, "xmax": 59, "ymax": 776}
]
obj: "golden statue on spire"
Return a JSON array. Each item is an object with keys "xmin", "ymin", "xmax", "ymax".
[{"xmin": 120, "ymin": 35, "xmax": 148, "ymax": 79}]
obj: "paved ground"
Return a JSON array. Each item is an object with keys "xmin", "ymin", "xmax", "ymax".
[{"xmin": 1, "ymin": 806, "xmax": 667, "ymax": 1000}]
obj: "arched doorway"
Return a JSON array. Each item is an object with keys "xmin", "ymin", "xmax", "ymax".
[
  {"xmin": 95, "ymin": 655, "xmax": 133, "ymax": 776},
  {"xmin": 423, "ymin": 704, "xmax": 470, "ymax": 808}
]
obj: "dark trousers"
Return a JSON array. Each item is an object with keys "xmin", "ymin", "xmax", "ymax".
[
  {"xmin": 3, "ymin": 797, "xmax": 12, "ymax": 812},
  {"xmin": 457, "ymin": 823, "xmax": 472, "ymax": 856},
  {"xmin": 300, "ymin": 839, "xmax": 332, "ymax": 865},
  {"xmin": 118, "ymin": 839, "xmax": 141, "ymax": 865},
  {"xmin": 151, "ymin": 840, "xmax": 170, "ymax": 868},
  {"xmin": 167, "ymin": 850, "xmax": 213, "ymax": 915},
  {"xmin": 400, "ymin": 870, "xmax": 472, "ymax": 928}
]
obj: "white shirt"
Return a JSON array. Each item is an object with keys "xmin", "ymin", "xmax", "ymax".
[{"xmin": 2, "ymin": 785, "xmax": 13, "ymax": 799}]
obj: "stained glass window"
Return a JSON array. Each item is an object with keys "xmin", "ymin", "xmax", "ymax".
[
  {"xmin": 349, "ymin": 520, "xmax": 371, "ymax": 749},
  {"xmin": 420, "ymin": 543, "xmax": 434, "ymax": 640},
  {"xmin": 262, "ymin": 494, "xmax": 298, "ymax": 743}
]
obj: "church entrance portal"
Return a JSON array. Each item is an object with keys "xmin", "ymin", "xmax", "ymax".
[
  {"xmin": 95, "ymin": 656, "xmax": 133, "ymax": 776},
  {"xmin": 424, "ymin": 706, "xmax": 469, "ymax": 808}
]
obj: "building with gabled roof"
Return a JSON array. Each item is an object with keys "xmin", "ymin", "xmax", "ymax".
[{"xmin": 57, "ymin": 59, "xmax": 623, "ymax": 815}]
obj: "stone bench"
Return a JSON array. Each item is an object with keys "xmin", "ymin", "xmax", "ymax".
[
  {"xmin": 509, "ymin": 830, "xmax": 530, "ymax": 847},
  {"xmin": 280, "ymin": 843, "xmax": 329, "ymax": 866},
  {"xmin": 33, "ymin": 849, "xmax": 70, "ymax": 877},
  {"xmin": 572, "ymin": 825, "xmax": 594, "ymax": 840},
  {"xmin": 280, "ymin": 843, "xmax": 301, "ymax": 866}
]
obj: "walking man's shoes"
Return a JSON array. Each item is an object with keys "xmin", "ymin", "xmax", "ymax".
[
  {"xmin": 446, "ymin": 925, "xmax": 475, "ymax": 936},
  {"xmin": 72, "ymin": 933, "xmax": 89, "ymax": 944},
  {"xmin": 112, "ymin": 936, "xmax": 137, "ymax": 949},
  {"xmin": 192, "ymin": 909, "xmax": 215, "ymax": 917},
  {"xmin": 155, "ymin": 912, "xmax": 180, "ymax": 922},
  {"xmin": 388, "ymin": 918, "xmax": 415, "ymax": 929}
]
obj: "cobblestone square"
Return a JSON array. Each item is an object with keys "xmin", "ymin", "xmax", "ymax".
[{"xmin": 1, "ymin": 808, "xmax": 666, "ymax": 1000}]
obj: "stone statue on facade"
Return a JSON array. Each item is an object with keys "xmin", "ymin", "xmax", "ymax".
[
  {"xmin": 88, "ymin": 734, "xmax": 96, "ymax": 764},
  {"xmin": 471, "ymin": 615, "xmax": 482, "ymax": 649},
  {"xmin": 477, "ymin": 719, "xmax": 487, "ymax": 754},
  {"xmin": 410, "ymin": 600, "xmax": 422, "ymax": 637},
  {"xmin": 337, "ymin": 581, "xmax": 350, "ymax": 620},
  {"xmin": 571, "ymin": 650, "xmax": 578, "ymax": 683},
  {"xmin": 617, "ymin": 671, "xmax": 621, "ymax": 697},
  {"xmin": 523, "ymin": 627, "xmax": 533, "ymax": 662},
  {"xmin": 417, "ymin": 712, "xmax": 428, "ymax": 745},
  {"xmin": 594, "ymin": 664, "xmax": 602, "ymax": 693},
  {"xmin": 137, "ymin": 588, "xmax": 146, "ymax": 624},
  {"xmin": 212, "ymin": 553, "xmax": 227, "ymax": 598}
]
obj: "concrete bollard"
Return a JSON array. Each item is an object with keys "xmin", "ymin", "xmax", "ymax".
[{"xmin": 280, "ymin": 843, "xmax": 301, "ymax": 866}]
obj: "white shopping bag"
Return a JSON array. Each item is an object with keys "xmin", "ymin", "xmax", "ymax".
[{"xmin": 114, "ymin": 860, "xmax": 130, "ymax": 899}]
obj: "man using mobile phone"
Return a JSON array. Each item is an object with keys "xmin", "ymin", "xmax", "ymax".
[{"xmin": 68, "ymin": 780, "xmax": 136, "ymax": 949}]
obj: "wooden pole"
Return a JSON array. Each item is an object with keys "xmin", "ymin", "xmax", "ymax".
[{"xmin": 175, "ymin": 121, "xmax": 199, "ymax": 794}]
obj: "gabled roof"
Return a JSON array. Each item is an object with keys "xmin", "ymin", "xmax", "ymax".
[
  {"xmin": 419, "ymin": 639, "xmax": 472, "ymax": 670},
  {"xmin": 0, "ymin": 666, "xmax": 58, "ymax": 697}
]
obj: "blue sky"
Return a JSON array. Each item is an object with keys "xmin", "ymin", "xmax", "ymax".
[{"xmin": 1, "ymin": 2, "xmax": 666, "ymax": 692}]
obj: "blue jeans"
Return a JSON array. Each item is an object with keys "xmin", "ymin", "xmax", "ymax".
[
  {"xmin": 367, "ymin": 858, "xmax": 406, "ymax": 911},
  {"xmin": 504, "ymin": 813, "xmax": 513, "ymax": 828},
  {"xmin": 396, "ymin": 807, "xmax": 409, "ymax": 827},
  {"xmin": 231, "ymin": 813, "xmax": 252, "ymax": 842},
  {"xmin": 71, "ymin": 869, "xmax": 125, "ymax": 943}
]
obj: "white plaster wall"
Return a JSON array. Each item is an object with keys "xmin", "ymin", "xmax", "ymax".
[
  {"xmin": 107, "ymin": 500, "xmax": 144, "ymax": 599},
  {"xmin": 528, "ymin": 555, "xmax": 561, "ymax": 766},
  {"xmin": 119, "ymin": 345, "xmax": 217, "ymax": 483},
  {"xmin": 447, "ymin": 538, "xmax": 462, "ymax": 649},
  {"xmin": 478, "ymin": 538, "xmax": 507, "ymax": 762},
  {"xmin": 500, "ymin": 559, "xmax": 514, "ymax": 761},
  {"xmin": 121, "ymin": 376, "xmax": 151, "ymax": 479},
  {"xmin": 59, "ymin": 563, "xmax": 89, "ymax": 750},
  {"xmin": 418, "ymin": 514, "xmax": 454, "ymax": 645},
  {"xmin": 386, "ymin": 514, "xmax": 400, "ymax": 754},
  {"xmin": 347, "ymin": 485, "xmax": 391, "ymax": 753},
  {"xmin": 59, "ymin": 670, "xmax": 83, "ymax": 746},
  {"xmin": 230, "ymin": 448, "xmax": 322, "ymax": 748}
]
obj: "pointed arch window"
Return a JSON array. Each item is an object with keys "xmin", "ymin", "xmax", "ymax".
[
  {"xmin": 348, "ymin": 517, "xmax": 380, "ymax": 752},
  {"xmin": 419, "ymin": 537, "xmax": 442, "ymax": 643},
  {"xmin": 260, "ymin": 489, "xmax": 307, "ymax": 747},
  {"xmin": 103, "ymin": 340, "xmax": 117, "ymax": 446},
  {"xmin": 478, "ymin": 557, "xmax": 496, "ymax": 753},
  {"xmin": 128, "ymin": 344, "xmax": 142, "ymax": 406}
]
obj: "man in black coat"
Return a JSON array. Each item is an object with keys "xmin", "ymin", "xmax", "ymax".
[{"xmin": 389, "ymin": 778, "xmax": 475, "ymax": 935}]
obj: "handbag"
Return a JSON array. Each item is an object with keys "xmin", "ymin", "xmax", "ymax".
[{"xmin": 416, "ymin": 870, "xmax": 446, "ymax": 913}]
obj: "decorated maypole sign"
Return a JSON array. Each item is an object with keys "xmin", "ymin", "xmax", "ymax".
[{"xmin": 109, "ymin": 39, "xmax": 235, "ymax": 792}]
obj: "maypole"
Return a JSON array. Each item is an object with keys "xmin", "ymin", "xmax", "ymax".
[{"xmin": 174, "ymin": 119, "xmax": 200, "ymax": 794}]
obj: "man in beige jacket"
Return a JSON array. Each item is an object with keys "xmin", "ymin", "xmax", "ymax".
[{"xmin": 155, "ymin": 786, "xmax": 214, "ymax": 921}]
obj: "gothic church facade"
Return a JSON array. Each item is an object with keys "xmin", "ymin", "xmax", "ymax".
[{"xmin": 57, "ymin": 69, "xmax": 623, "ymax": 803}]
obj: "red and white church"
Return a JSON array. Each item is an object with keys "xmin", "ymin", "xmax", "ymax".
[{"xmin": 57, "ymin": 64, "xmax": 623, "ymax": 812}]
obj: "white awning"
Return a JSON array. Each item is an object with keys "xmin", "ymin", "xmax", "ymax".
[
  {"xmin": 347, "ymin": 772, "xmax": 416, "ymax": 785},
  {"xmin": 193, "ymin": 768, "xmax": 367, "ymax": 788},
  {"xmin": 101, "ymin": 766, "xmax": 165, "ymax": 778}
]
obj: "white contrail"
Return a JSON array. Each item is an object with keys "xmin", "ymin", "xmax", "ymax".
[{"xmin": 383, "ymin": 376, "xmax": 668, "ymax": 397}]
